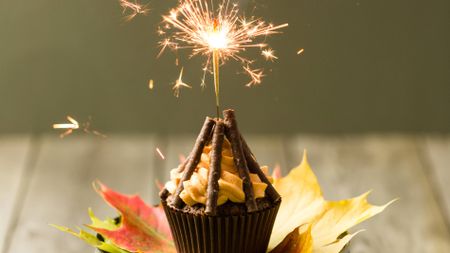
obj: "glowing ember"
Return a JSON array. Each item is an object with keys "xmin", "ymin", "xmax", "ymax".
[
  {"xmin": 297, "ymin": 48, "xmax": 305, "ymax": 55},
  {"xmin": 158, "ymin": 0, "xmax": 288, "ymax": 107},
  {"xmin": 243, "ymin": 65, "xmax": 264, "ymax": 87},
  {"xmin": 148, "ymin": 79, "xmax": 154, "ymax": 90},
  {"xmin": 173, "ymin": 67, "xmax": 192, "ymax": 97},
  {"xmin": 119, "ymin": 0, "xmax": 150, "ymax": 21},
  {"xmin": 156, "ymin": 147, "xmax": 166, "ymax": 160},
  {"xmin": 262, "ymin": 48, "xmax": 278, "ymax": 61}
]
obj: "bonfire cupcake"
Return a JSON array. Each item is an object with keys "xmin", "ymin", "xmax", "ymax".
[{"xmin": 160, "ymin": 109, "xmax": 281, "ymax": 253}]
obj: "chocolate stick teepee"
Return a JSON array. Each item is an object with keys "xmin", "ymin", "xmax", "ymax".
[{"xmin": 164, "ymin": 110, "xmax": 280, "ymax": 214}]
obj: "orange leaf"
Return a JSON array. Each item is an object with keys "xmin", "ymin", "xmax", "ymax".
[{"xmin": 89, "ymin": 182, "xmax": 176, "ymax": 253}]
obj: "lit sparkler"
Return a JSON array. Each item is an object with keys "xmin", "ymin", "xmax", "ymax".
[
  {"xmin": 119, "ymin": 0, "xmax": 150, "ymax": 21},
  {"xmin": 158, "ymin": 0, "xmax": 288, "ymax": 117},
  {"xmin": 297, "ymin": 48, "xmax": 304, "ymax": 55}
]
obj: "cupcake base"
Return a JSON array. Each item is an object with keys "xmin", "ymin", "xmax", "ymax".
[{"xmin": 162, "ymin": 200, "xmax": 281, "ymax": 253}]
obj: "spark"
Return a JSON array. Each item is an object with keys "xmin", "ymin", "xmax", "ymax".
[
  {"xmin": 148, "ymin": 79, "xmax": 154, "ymax": 90},
  {"xmin": 53, "ymin": 116, "xmax": 106, "ymax": 138},
  {"xmin": 53, "ymin": 116, "xmax": 79, "ymax": 130},
  {"xmin": 262, "ymin": 48, "xmax": 278, "ymax": 61},
  {"xmin": 83, "ymin": 118, "xmax": 107, "ymax": 138},
  {"xmin": 158, "ymin": 0, "xmax": 288, "ymax": 89},
  {"xmin": 173, "ymin": 67, "xmax": 192, "ymax": 97},
  {"xmin": 156, "ymin": 147, "xmax": 166, "ymax": 160},
  {"xmin": 53, "ymin": 116, "xmax": 79, "ymax": 138},
  {"xmin": 243, "ymin": 65, "xmax": 264, "ymax": 87},
  {"xmin": 119, "ymin": 0, "xmax": 150, "ymax": 21},
  {"xmin": 297, "ymin": 48, "xmax": 304, "ymax": 55}
]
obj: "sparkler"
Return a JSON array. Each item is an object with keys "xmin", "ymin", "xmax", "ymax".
[
  {"xmin": 119, "ymin": 0, "xmax": 150, "ymax": 21},
  {"xmin": 297, "ymin": 48, "xmax": 304, "ymax": 55},
  {"xmin": 158, "ymin": 0, "xmax": 288, "ymax": 117}
]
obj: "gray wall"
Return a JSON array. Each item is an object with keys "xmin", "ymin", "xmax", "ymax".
[{"xmin": 1, "ymin": 0, "xmax": 449, "ymax": 134}]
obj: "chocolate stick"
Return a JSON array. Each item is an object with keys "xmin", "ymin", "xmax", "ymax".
[
  {"xmin": 159, "ymin": 154, "xmax": 191, "ymax": 200},
  {"xmin": 205, "ymin": 120, "xmax": 225, "ymax": 215},
  {"xmin": 241, "ymin": 136, "xmax": 281, "ymax": 203},
  {"xmin": 223, "ymin": 109, "xmax": 257, "ymax": 212},
  {"xmin": 171, "ymin": 117, "xmax": 216, "ymax": 208}
]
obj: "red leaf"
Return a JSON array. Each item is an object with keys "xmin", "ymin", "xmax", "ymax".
[{"xmin": 88, "ymin": 182, "xmax": 176, "ymax": 253}]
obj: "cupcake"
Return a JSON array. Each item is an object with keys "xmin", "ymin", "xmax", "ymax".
[{"xmin": 160, "ymin": 109, "xmax": 281, "ymax": 253}]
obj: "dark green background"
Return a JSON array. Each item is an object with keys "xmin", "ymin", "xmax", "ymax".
[{"xmin": 1, "ymin": 0, "xmax": 449, "ymax": 134}]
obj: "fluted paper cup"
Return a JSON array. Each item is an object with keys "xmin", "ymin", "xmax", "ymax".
[{"xmin": 162, "ymin": 200, "xmax": 281, "ymax": 253}]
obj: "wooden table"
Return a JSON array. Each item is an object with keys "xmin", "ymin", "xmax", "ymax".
[{"xmin": 0, "ymin": 134, "xmax": 449, "ymax": 253}]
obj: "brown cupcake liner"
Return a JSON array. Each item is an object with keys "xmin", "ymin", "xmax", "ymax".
[{"xmin": 162, "ymin": 201, "xmax": 281, "ymax": 253}]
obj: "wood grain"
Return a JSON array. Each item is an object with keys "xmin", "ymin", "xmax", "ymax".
[
  {"xmin": 5, "ymin": 135, "xmax": 157, "ymax": 253},
  {"xmin": 2, "ymin": 134, "xmax": 450, "ymax": 253},
  {"xmin": 0, "ymin": 135, "xmax": 32, "ymax": 252},
  {"xmin": 243, "ymin": 135, "xmax": 288, "ymax": 175},
  {"xmin": 285, "ymin": 135, "xmax": 450, "ymax": 253},
  {"xmin": 423, "ymin": 135, "xmax": 450, "ymax": 225}
]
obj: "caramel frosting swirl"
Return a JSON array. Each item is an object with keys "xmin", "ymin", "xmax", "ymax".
[{"xmin": 165, "ymin": 140, "xmax": 273, "ymax": 206}]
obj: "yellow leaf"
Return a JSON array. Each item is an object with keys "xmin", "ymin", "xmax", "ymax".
[
  {"xmin": 270, "ymin": 224, "xmax": 313, "ymax": 253},
  {"xmin": 268, "ymin": 151, "xmax": 394, "ymax": 253}
]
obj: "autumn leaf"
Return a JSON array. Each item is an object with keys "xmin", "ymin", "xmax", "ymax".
[
  {"xmin": 268, "ymin": 151, "xmax": 395, "ymax": 253},
  {"xmin": 88, "ymin": 182, "xmax": 176, "ymax": 253},
  {"xmin": 51, "ymin": 209, "xmax": 129, "ymax": 253},
  {"xmin": 270, "ymin": 224, "xmax": 313, "ymax": 253}
]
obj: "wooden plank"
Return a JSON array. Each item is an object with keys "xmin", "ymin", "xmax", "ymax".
[
  {"xmin": 285, "ymin": 135, "xmax": 450, "ymax": 252},
  {"xmin": 423, "ymin": 135, "xmax": 450, "ymax": 223},
  {"xmin": 243, "ymin": 135, "xmax": 288, "ymax": 175},
  {"xmin": 6, "ymin": 135, "xmax": 157, "ymax": 253},
  {"xmin": 0, "ymin": 135, "xmax": 32, "ymax": 252}
]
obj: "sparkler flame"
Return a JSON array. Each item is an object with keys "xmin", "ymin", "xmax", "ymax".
[
  {"xmin": 159, "ymin": 0, "xmax": 287, "ymax": 63},
  {"xmin": 158, "ymin": 0, "xmax": 287, "ymax": 115}
]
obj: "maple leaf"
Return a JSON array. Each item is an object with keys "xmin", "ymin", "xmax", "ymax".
[
  {"xmin": 268, "ymin": 151, "xmax": 395, "ymax": 253},
  {"xmin": 88, "ymin": 182, "xmax": 176, "ymax": 253}
]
